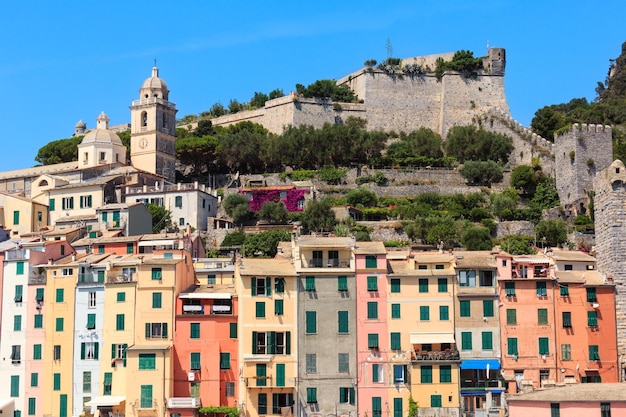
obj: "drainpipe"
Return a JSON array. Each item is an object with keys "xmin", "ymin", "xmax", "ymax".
[{"xmin": 552, "ymin": 274, "xmax": 558, "ymax": 383}]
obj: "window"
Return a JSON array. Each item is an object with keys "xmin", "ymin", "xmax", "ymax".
[
  {"xmin": 483, "ymin": 300, "xmax": 494, "ymax": 317},
  {"xmin": 306, "ymin": 311, "xmax": 316, "ymax": 334},
  {"xmin": 33, "ymin": 344, "xmax": 42, "ymax": 360},
  {"xmin": 179, "ymin": 217, "xmax": 185, "ymax": 226},
  {"xmin": 80, "ymin": 195, "xmax": 92, "ymax": 209},
  {"xmin": 459, "ymin": 270, "xmax": 476, "ymax": 287},
  {"xmin": 440, "ymin": 365, "xmax": 452, "ymax": 383},
  {"xmin": 461, "ymin": 332, "xmax": 472, "ymax": 350},
  {"xmin": 482, "ymin": 332, "xmax": 493, "ymax": 350},
  {"xmin": 372, "ymin": 397, "xmax": 382, "ymax": 417},
  {"xmin": 83, "ymin": 371, "xmax": 91, "ymax": 392},
  {"xmin": 230, "ymin": 322, "xmax": 237, "ymax": 338},
  {"xmin": 152, "ymin": 292, "xmax": 162, "ymax": 308},
  {"xmin": 561, "ymin": 344, "xmax": 571, "ymax": 360},
  {"xmin": 253, "ymin": 332, "xmax": 288, "ymax": 356},
  {"xmin": 112, "ymin": 344, "xmax": 127, "ymax": 362},
  {"xmin": 220, "ymin": 352, "xmax": 231, "ymax": 369},
  {"xmin": 56, "ymin": 317, "xmax": 64, "ymax": 331},
  {"xmin": 36, "ymin": 288, "xmax": 44, "ymax": 302},
  {"xmin": 439, "ymin": 305, "xmax": 449, "ymax": 320},
  {"xmin": 418, "ymin": 264, "xmax": 427, "ymax": 270},
  {"xmin": 368, "ymin": 333, "xmax": 379, "ymax": 349},
  {"xmin": 53, "ymin": 345, "xmax": 61, "ymax": 360},
  {"xmin": 276, "ymin": 363, "xmax": 286, "ymax": 387},
  {"xmin": 392, "ymin": 304, "xmax": 401, "ymax": 319},
  {"xmin": 587, "ymin": 287, "xmax": 597, "ymax": 302},
  {"xmin": 98, "ymin": 245, "xmax": 104, "ymax": 254},
  {"xmin": 305, "ymin": 276, "xmax": 316, "ymax": 292},
  {"xmin": 85, "ymin": 313, "xmax": 96, "ymax": 330},
  {"xmin": 225, "ymin": 382, "xmax": 235, "ymax": 397},
  {"xmin": 175, "ymin": 196, "xmax": 183, "ymax": 208},
  {"xmin": 367, "ymin": 301, "xmax": 378, "ymax": 319},
  {"xmin": 28, "ymin": 398, "xmax": 36, "ymax": 416},
  {"xmin": 421, "ymin": 365, "xmax": 433, "ymax": 383},
  {"xmin": 274, "ymin": 299, "xmax": 284, "ymax": 315},
  {"xmin": 538, "ymin": 308, "xmax": 548, "ymax": 325},
  {"xmin": 274, "ymin": 277, "xmax": 285, "ymax": 293},
  {"xmin": 306, "ymin": 354, "xmax": 317, "ymax": 373},
  {"xmin": 139, "ymin": 353, "xmax": 156, "ymax": 370},
  {"xmin": 479, "ymin": 270, "xmax": 494, "ymax": 287},
  {"xmin": 431, "ymin": 395, "xmax": 442, "ymax": 408},
  {"xmin": 338, "ymin": 353, "xmax": 349, "ymax": 373},
  {"xmin": 588, "ymin": 310, "xmax": 598, "ymax": 327},
  {"xmin": 438, "ymin": 278, "xmax": 448, "ymax": 292},
  {"xmin": 103, "ymin": 373, "xmax": 112, "ymax": 395},
  {"xmin": 256, "ymin": 363, "xmax": 267, "ymax": 386},
  {"xmin": 391, "ymin": 332, "xmax": 401, "ymax": 350},
  {"xmin": 338, "ymin": 311, "xmax": 349, "ymax": 333},
  {"xmin": 49, "ymin": 198, "xmax": 55, "ymax": 211},
  {"xmin": 601, "ymin": 403, "xmax": 611, "ymax": 417},
  {"xmin": 190, "ymin": 323, "xmax": 200, "ymax": 339},
  {"xmin": 460, "ymin": 300, "xmax": 470, "ymax": 317},
  {"xmin": 367, "ymin": 276, "xmax": 378, "ymax": 291},
  {"xmin": 419, "ymin": 278, "xmax": 429, "ymax": 293},
  {"xmin": 589, "ymin": 345, "xmax": 600, "ymax": 361},
  {"xmin": 258, "ymin": 393, "xmax": 268, "ymax": 414},
  {"xmin": 539, "ymin": 337, "xmax": 550, "ymax": 355},
  {"xmin": 372, "ymin": 363, "xmax": 383, "ymax": 382},
  {"xmin": 53, "ymin": 373, "xmax": 61, "ymax": 390},
  {"xmin": 435, "ymin": 264, "xmax": 444, "ymax": 270},
  {"xmin": 56, "ymin": 288, "xmax": 64, "ymax": 302},
  {"xmin": 505, "ymin": 281, "xmax": 516, "ymax": 297},
  {"xmin": 420, "ymin": 306, "xmax": 430, "ymax": 321},
  {"xmin": 507, "ymin": 309, "xmax": 517, "ymax": 325},
  {"xmin": 14, "ymin": 315, "xmax": 22, "ymax": 331},
  {"xmin": 88, "ymin": 291, "xmax": 96, "ymax": 308},
  {"xmin": 10, "ymin": 345, "xmax": 20, "ymax": 364},
  {"xmin": 551, "ymin": 403, "xmax": 560, "ymax": 417},
  {"xmin": 255, "ymin": 301, "xmax": 266, "ymax": 318},
  {"xmin": 562, "ymin": 311, "xmax": 572, "ymax": 328},
  {"xmin": 145, "ymin": 322, "xmax": 168, "ymax": 339},
  {"xmin": 14, "ymin": 285, "xmax": 23, "ymax": 302},
  {"xmin": 307, "ymin": 387, "xmax": 317, "ymax": 403},
  {"xmin": 116, "ymin": 314, "xmax": 125, "ymax": 331},
  {"xmin": 31, "ymin": 373, "xmax": 38, "ymax": 388},
  {"xmin": 340, "ymin": 387, "xmax": 355, "ymax": 405},
  {"xmin": 140, "ymin": 385, "xmax": 153, "ymax": 408},
  {"xmin": 560, "ymin": 284, "xmax": 569, "ymax": 296},
  {"xmin": 336, "ymin": 275, "xmax": 348, "ymax": 292},
  {"xmin": 537, "ymin": 281, "xmax": 547, "ymax": 296},
  {"xmin": 10, "ymin": 376, "xmax": 19, "ymax": 397},
  {"xmin": 391, "ymin": 278, "xmax": 401, "ymax": 293},
  {"xmin": 151, "ymin": 268, "xmax": 162, "ymax": 280},
  {"xmin": 252, "ymin": 277, "xmax": 272, "ymax": 295},
  {"xmin": 80, "ymin": 342, "xmax": 99, "ymax": 360},
  {"xmin": 61, "ymin": 197, "xmax": 74, "ymax": 210},
  {"xmin": 393, "ymin": 398, "xmax": 403, "ymax": 417},
  {"xmin": 394, "ymin": 364, "xmax": 408, "ymax": 383},
  {"xmin": 366, "ymin": 255, "xmax": 377, "ymax": 268}
]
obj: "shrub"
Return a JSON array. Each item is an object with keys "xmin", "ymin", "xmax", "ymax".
[{"xmin": 318, "ymin": 166, "xmax": 346, "ymax": 184}]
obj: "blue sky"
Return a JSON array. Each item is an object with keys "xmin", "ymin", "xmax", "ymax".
[{"xmin": 0, "ymin": 0, "xmax": 623, "ymax": 171}]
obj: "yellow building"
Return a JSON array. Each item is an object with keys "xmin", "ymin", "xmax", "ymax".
[
  {"xmin": 238, "ymin": 257, "xmax": 298, "ymax": 417},
  {"xmin": 0, "ymin": 191, "xmax": 48, "ymax": 238},
  {"xmin": 389, "ymin": 252, "xmax": 460, "ymax": 414}
]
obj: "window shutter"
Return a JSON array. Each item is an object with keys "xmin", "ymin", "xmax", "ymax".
[
  {"xmin": 267, "ymin": 332, "xmax": 276, "ymax": 354},
  {"xmin": 265, "ymin": 278, "xmax": 271, "ymax": 296},
  {"xmin": 252, "ymin": 332, "xmax": 258, "ymax": 354},
  {"xmin": 145, "ymin": 323, "xmax": 151, "ymax": 338},
  {"xmin": 111, "ymin": 344, "xmax": 116, "ymax": 360},
  {"xmin": 81, "ymin": 343, "xmax": 86, "ymax": 360},
  {"xmin": 286, "ymin": 331, "xmax": 291, "ymax": 355},
  {"xmin": 162, "ymin": 323, "xmax": 168, "ymax": 338},
  {"xmin": 251, "ymin": 277, "xmax": 257, "ymax": 296},
  {"xmin": 94, "ymin": 343, "xmax": 99, "ymax": 359},
  {"xmin": 276, "ymin": 363, "xmax": 285, "ymax": 387}
]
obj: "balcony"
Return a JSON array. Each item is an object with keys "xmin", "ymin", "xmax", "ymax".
[
  {"xmin": 132, "ymin": 97, "xmax": 176, "ymax": 109},
  {"xmin": 167, "ymin": 398, "xmax": 201, "ymax": 409},
  {"xmin": 300, "ymin": 258, "xmax": 351, "ymax": 269},
  {"xmin": 5, "ymin": 249, "xmax": 27, "ymax": 260},
  {"xmin": 182, "ymin": 305, "xmax": 204, "ymax": 315},
  {"xmin": 107, "ymin": 273, "xmax": 136, "ymax": 284},
  {"xmin": 461, "ymin": 378, "xmax": 503, "ymax": 390},
  {"xmin": 412, "ymin": 350, "xmax": 460, "ymax": 362},
  {"xmin": 78, "ymin": 273, "xmax": 103, "ymax": 285}
]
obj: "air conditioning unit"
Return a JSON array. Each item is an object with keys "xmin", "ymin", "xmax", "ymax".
[{"xmin": 188, "ymin": 372, "xmax": 195, "ymax": 382}]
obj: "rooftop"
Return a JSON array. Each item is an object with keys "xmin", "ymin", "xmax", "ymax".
[{"xmin": 507, "ymin": 383, "xmax": 626, "ymax": 402}]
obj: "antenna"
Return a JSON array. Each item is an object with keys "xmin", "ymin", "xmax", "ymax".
[{"xmin": 486, "ymin": 40, "xmax": 490, "ymax": 52}]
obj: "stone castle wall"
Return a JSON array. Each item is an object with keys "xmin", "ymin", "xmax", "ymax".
[{"xmin": 556, "ymin": 124, "xmax": 613, "ymax": 205}]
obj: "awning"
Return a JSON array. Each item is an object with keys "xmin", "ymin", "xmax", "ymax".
[
  {"xmin": 410, "ymin": 332, "xmax": 455, "ymax": 344},
  {"xmin": 460, "ymin": 359, "xmax": 501, "ymax": 370},
  {"xmin": 127, "ymin": 344, "xmax": 171, "ymax": 351},
  {"xmin": 179, "ymin": 293, "xmax": 231, "ymax": 299},
  {"xmin": 0, "ymin": 399, "xmax": 15, "ymax": 410},
  {"xmin": 85, "ymin": 396, "xmax": 125, "ymax": 407}
]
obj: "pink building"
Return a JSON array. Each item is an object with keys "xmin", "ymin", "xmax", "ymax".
[{"xmin": 507, "ymin": 383, "xmax": 626, "ymax": 417}]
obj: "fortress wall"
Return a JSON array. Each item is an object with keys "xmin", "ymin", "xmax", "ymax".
[
  {"xmin": 210, "ymin": 108, "xmax": 265, "ymax": 129},
  {"xmin": 555, "ymin": 123, "xmax": 612, "ymax": 205}
]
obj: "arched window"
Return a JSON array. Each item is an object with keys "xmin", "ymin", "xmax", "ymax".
[
  {"xmin": 38, "ymin": 179, "xmax": 48, "ymax": 187},
  {"xmin": 141, "ymin": 112, "xmax": 148, "ymax": 127}
]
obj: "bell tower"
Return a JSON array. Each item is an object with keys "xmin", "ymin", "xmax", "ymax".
[{"xmin": 130, "ymin": 65, "xmax": 178, "ymax": 182}]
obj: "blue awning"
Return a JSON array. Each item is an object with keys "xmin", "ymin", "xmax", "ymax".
[{"xmin": 460, "ymin": 359, "xmax": 500, "ymax": 370}]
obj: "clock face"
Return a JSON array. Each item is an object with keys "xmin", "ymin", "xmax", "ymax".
[{"xmin": 139, "ymin": 138, "xmax": 149, "ymax": 149}]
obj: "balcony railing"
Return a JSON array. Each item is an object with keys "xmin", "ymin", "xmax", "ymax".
[
  {"xmin": 107, "ymin": 273, "xmax": 136, "ymax": 284},
  {"xmin": 461, "ymin": 378, "xmax": 503, "ymax": 389},
  {"xmin": 5, "ymin": 249, "xmax": 27, "ymax": 260},
  {"xmin": 132, "ymin": 97, "xmax": 176, "ymax": 109},
  {"xmin": 78, "ymin": 273, "xmax": 104, "ymax": 284},
  {"xmin": 167, "ymin": 397, "xmax": 201, "ymax": 409},
  {"xmin": 301, "ymin": 258, "xmax": 351, "ymax": 268},
  {"xmin": 412, "ymin": 350, "xmax": 460, "ymax": 362}
]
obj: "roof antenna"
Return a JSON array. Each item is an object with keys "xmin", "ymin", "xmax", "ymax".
[{"xmin": 154, "ymin": 58, "xmax": 157, "ymax": 67}]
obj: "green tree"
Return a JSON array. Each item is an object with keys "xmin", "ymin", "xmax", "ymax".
[
  {"xmin": 499, "ymin": 235, "xmax": 535, "ymax": 255},
  {"xmin": 194, "ymin": 119, "xmax": 214, "ymax": 137},
  {"xmin": 491, "ymin": 192, "xmax": 518, "ymax": 220},
  {"xmin": 228, "ymin": 99, "xmax": 244, "ymax": 114},
  {"xmin": 345, "ymin": 188, "xmax": 378, "ymax": 208},
  {"xmin": 318, "ymin": 166, "xmax": 346, "ymax": 185},
  {"xmin": 510, "ymin": 165, "xmax": 538, "ymax": 196},
  {"xmin": 258, "ymin": 201, "xmax": 289, "ymax": 224},
  {"xmin": 530, "ymin": 177, "xmax": 560, "ymax": 210},
  {"xmin": 176, "ymin": 135, "xmax": 220, "ymax": 174},
  {"xmin": 301, "ymin": 198, "xmax": 336, "ymax": 233},
  {"xmin": 147, "ymin": 203, "xmax": 172, "ymax": 233},
  {"xmin": 209, "ymin": 102, "xmax": 226, "ymax": 117},
  {"xmin": 530, "ymin": 106, "xmax": 566, "ymax": 140},
  {"xmin": 444, "ymin": 126, "xmax": 513, "ymax": 163},
  {"xmin": 249, "ymin": 92, "xmax": 269, "ymax": 109},
  {"xmin": 296, "ymin": 79, "xmax": 358, "ymax": 102},
  {"xmin": 243, "ymin": 229, "xmax": 291, "ymax": 258},
  {"xmin": 269, "ymin": 89, "xmax": 284, "ymax": 100},
  {"xmin": 535, "ymin": 219, "xmax": 568, "ymax": 247},
  {"xmin": 221, "ymin": 231, "xmax": 246, "ymax": 247},
  {"xmin": 459, "ymin": 161, "xmax": 503, "ymax": 185},
  {"xmin": 35, "ymin": 136, "xmax": 82, "ymax": 165},
  {"xmin": 223, "ymin": 193, "xmax": 251, "ymax": 225},
  {"xmin": 177, "ymin": 114, "xmax": 198, "ymax": 125},
  {"xmin": 461, "ymin": 226, "xmax": 493, "ymax": 250}
]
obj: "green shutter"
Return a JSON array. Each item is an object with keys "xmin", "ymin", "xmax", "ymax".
[
  {"xmin": 306, "ymin": 311, "xmax": 317, "ymax": 333},
  {"xmin": 251, "ymin": 277, "xmax": 257, "ymax": 296},
  {"xmin": 152, "ymin": 292, "xmax": 162, "ymax": 309},
  {"xmin": 31, "ymin": 373, "xmax": 38, "ymax": 387},
  {"xmin": 256, "ymin": 364, "xmax": 267, "ymax": 386},
  {"xmin": 507, "ymin": 309, "xmax": 517, "ymax": 325},
  {"xmin": 420, "ymin": 366, "xmax": 432, "ymax": 383},
  {"xmin": 35, "ymin": 288, "xmax": 44, "ymax": 302},
  {"xmin": 162, "ymin": 323, "xmax": 168, "ymax": 338},
  {"xmin": 145, "ymin": 323, "xmax": 151, "ymax": 338},
  {"xmin": 538, "ymin": 308, "xmax": 548, "ymax": 324},
  {"xmin": 482, "ymin": 332, "xmax": 493, "ymax": 350},
  {"xmin": 14, "ymin": 285, "xmax": 23, "ymax": 302},
  {"xmin": 440, "ymin": 365, "xmax": 452, "ymax": 383},
  {"xmin": 431, "ymin": 395, "xmax": 442, "ymax": 408},
  {"xmin": 87, "ymin": 314, "xmax": 96, "ymax": 329},
  {"xmin": 81, "ymin": 343, "xmax": 86, "ymax": 360},
  {"xmin": 220, "ymin": 352, "xmax": 230, "ymax": 369},
  {"xmin": 274, "ymin": 277, "xmax": 285, "ymax": 293},
  {"xmin": 276, "ymin": 363, "xmax": 285, "ymax": 387},
  {"xmin": 286, "ymin": 331, "xmax": 291, "ymax": 354},
  {"xmin": 366, "ymin": 255, "xmax": 377, "ymax": 268},
  {"xmin": 33, "ymin": 344, "xmax": 41, "ymax": 360},
  {"xmin": 274, "ymin": 299, "xmax": 284, "ymax": 315},
  {"xmin": 483, "ymin": 300, "xmax": 494, "ymax": 317},
  {"xmin": 305, "ymin": 276, "xmax": 316, "ymax": 291},
  {"xmin": 505, "ymin": 281, "xmax": 515, "ymax": 296},
  {"xmin": 267, "ymin": 332, "xmax": 276, "ymax": 354},
  {"xmin": 367, "ymin": 302, "xmax": 378, "ymax": 319},
  {"xmin": 256, "ymin": 302, "xmax": 265, "ymax": 318},
  {"xmin": 53, "ymin": 373, "xmax": 61, "ymax": 390},
  {"xmin": 230, "ymin": 322, "xmax": 237, "ymax": 339},
  {"xmin": 539, "ymin": 337, "xmax": 549, "ymax": 355},
  {"xmin": 191, "ymin": 352, "xmax": 201, "ymax": 370},
  {"xmin": 55, "ymin": 317, "xmax": 63, "ymax": 331},
  {"xmin": 393, "ymin": 398, "xmax": 403, "ymax": 417},
  {"xmin": 372, "ymin": 364, "xmax": 380, "ymax": 382},
  {"xmin": 338, "ymin": 311, "xmax": 349, "ymax": 333},
  {"xmin": 16, "ymin": 262, "xmax": 24, "ymax": 275},
  {"xmin": 587, "ymin": 287, "xmax": 597, "ymax": 302},
  {"xmin": 536, "ymin": 281, "xmax": 547, "ymax": 296},
  {"xmin": 116, "ymin": 314, "xmax": 125, "ymax": 331},
  {"xmin": 420, "ymin": 306, "xmax": 429, "ymax": 320},
  {"xmin": 116, "ymin": 291, "xmax": 125, "ymax": 302},
  {"xmin": 252, "ymin": 331, "xmax": 258, "ymax": 354},
  {"xmin": 151, "ymin": 268, "xmax": 162, "ymax": 280},
  {"xmin": 265, "ymin": 278, "xmax": 271, "ymax": 296},
  {"xmin": 140, "ymin": 385, "xmax": 152, "ymax": 408},
  {"xmin": 49, "ymin": 198, "xmax": 55, "ymax": 211},
  {"xmin": 439, "ymin": 305, "xmax": 449, "ymax": 320},
  {"xmin": 190, "ymin": 323, "xmax": 200, "ymax": 339},
  {"xmin": 390, "ymin": 278, "xmax": 400, "ymax": 293},
  {"xmin": 10, "ymin": 375, "xmax": 19, "ymax": 397},
  {"xmin": 59, "ymin": 394, "xmax": 68, "ymax": 417},
  {"xmin": 126, "ymin": 243, "xmax": 133, "ymax": 254},
  {"xmin": 13, "ymin": 210, "xmax": 19, "ymax": 225},
  {"xmin": 392, "ymin": 304, "xmax": 401, "ymax": 319},
  {"xmin": 438, "ymin": 278, "xmax": 448, "ymax": 292},
  {"xmin": 560, "ymin": 284, "xmax": 569, "ymax": 296},
  {"xmin": 461, "ymin": 332, "xmax": 472, "ymax": 350},
  {"xmin": 391, "ymin": 332, "xmax": 401, "ymax": 350},
  {"xmin": 368, "ymin": 333, "xmax": 379, "ymax": 348},
  {"xmin": 372, "ymin": 397, "xmax": 382, "ymax": 414},
  {"xmin": 589, "ymin": 345, "xmax": 600, "ymax": 361},
  {"xmin": 338, "ymin": 276, "xmax": 348, "ymax": 291},
  {"xmin": 460, "ymin": 300, "xmax": 470, "ymax": 316},
  {"xmin": 367, "ymin": 276, "xmax": 378, "ymax": 291},
  {"xmin": 507, "ymin": 338, "xmax": 518, "ymax": 355},
  {"xmin": 419, "ymin": 278, "xmax": 428, "ymax": 293},
  {"xmin": 588, "ymin": 311, "xmax": 598, "ymax": 327},
  {"xmin": 56, "ymin": 288, "xmax": 64, "ymax": 302}
]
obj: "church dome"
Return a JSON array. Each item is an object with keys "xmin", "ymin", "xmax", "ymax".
[
  {"xmin": 80, "ymin": 112, "xmax": 123, "ymax": 145},
  {"xmin": 75, "ymin": 120, "xmax": 86, "ymax": 129},
  {"xmin": 140, "ymin": 66, "xmax": 169, "ymax": 100}
]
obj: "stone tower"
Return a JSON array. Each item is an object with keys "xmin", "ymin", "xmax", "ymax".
[
  {"xmin": 130, "ymin": 66, "xmax": 178, "ymax": 183},
  {"xmin": 485, "ymin": 47, "xmax": 506, "ymax": 75},
  {"xmin": 593, "ymin": 160, "xmax": 626, "ymax": 368},
  {"xmin": 554, "ymin": 124, "xmax": 612, "ymax": 206}
]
